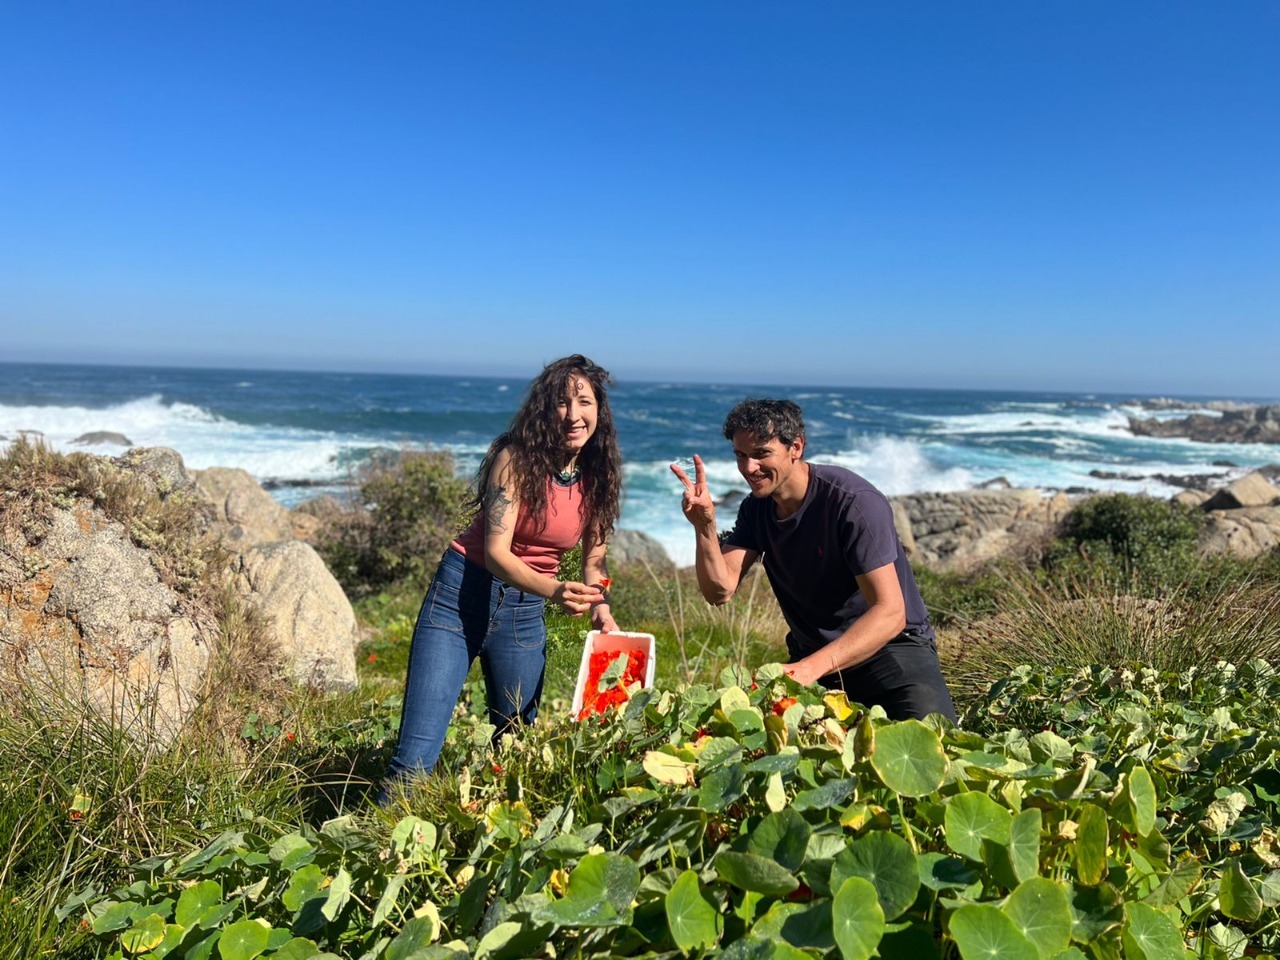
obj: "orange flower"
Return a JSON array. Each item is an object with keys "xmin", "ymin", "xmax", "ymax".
[
  {"xmin": 772, "ymin": 697, "xmax": 797, "ymax": 716},
  {"xmin": 284, "ymin": 731, "xmax": 296, "ymax": 743},
  {"xmin": 597, "ymin": 577, "xmax": 612, "ymax": 590},
  {"xmin": 367, "ymin": 653, "xmax": 378, "ymax": 663}
]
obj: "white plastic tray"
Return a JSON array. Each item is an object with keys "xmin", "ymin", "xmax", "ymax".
[{"xmin": 571, "ymin": 631, "xmax": 656, "ymax": 719}]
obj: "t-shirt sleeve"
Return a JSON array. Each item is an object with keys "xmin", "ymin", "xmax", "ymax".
[
  {"xmin": 842, "ymin": 491, "xmax": 899, "ymax": 575},
  {"xmin": 722, "ymin": 497, "xmax": 762, "ymax": 553}
]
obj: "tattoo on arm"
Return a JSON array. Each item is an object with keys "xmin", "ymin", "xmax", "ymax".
[{"xmin": 484, "ymin": 486, "xmax": 513, "ymax": 536}]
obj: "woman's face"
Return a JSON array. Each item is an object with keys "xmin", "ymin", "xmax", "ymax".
[{"xmin": 557, "ymin": 374, "xmax": 599, "ymax": 454}]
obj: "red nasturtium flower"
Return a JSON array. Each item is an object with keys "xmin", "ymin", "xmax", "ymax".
[
  {"xmin": 367, "ymin": 653, "xmax": 378, "ymax": 663},
  {"xmin": 597, "ymin": 577, "xmax": 612, "ymax": 590},
  {"xmin": 284, "ymin": 731, "xmax": 296, "ymax": 743},
  {"xmin": 772, "ymin": 696, "xmax": 798, "ymax": 716},
  {"xmin": 577, "ymin": 649, "xmax": 646, "ymax": 720}
]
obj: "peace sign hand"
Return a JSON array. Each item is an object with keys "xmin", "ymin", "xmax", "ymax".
[{"xmin": 670, "ymin": 454, "xmax": 716, "ymax": 530}]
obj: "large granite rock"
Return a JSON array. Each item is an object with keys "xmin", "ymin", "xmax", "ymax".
[
  {"xmin": 890, "ymin": 489, "xmax": 1073, "ymax": 573},
  {"xmin": 1198, "ymin": 507, "xmax": 1280, "ymax": 560},
  {"xmin": 609, "ymin": 529, "xmax": 675, "ymax": 571},
  {"xmin": 194, "ymin": 467, "xmax": 358, "ymax": 691},
  {"xmin": 1202, "ymin": 472, "xmax": 1280, "ymax": 511},
  {"xmin": 1, "ymin": 452, "xmax": 212, "ymax": 739},
  {"xmin": 1128, "ymin": 405, "xmax": 1280, "ymax": 444},
  {"xmin": 2, "ymin": 447, "xmax": 360, "ymax": 743},
  {"xmin": 233, "ymin": 541, "xmax": 357, "ymax": 689},
  {"xmin": 195, "ymin": 467, "xmax": 296, "ymax": 545}
]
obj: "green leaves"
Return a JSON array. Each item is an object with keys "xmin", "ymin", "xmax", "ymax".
[
  {"xmin": 949, "ymin": 904, "xmax": 1039, "ymax": 960},
  {"xmin": 747, "ymin": 809, "xmax": 810, "ymax": 872},
  {"xmin": 665, "ymin": 870, "xmax": 722, "ymax": 953},
  {"xmin": 715, "ymin": 852, "xmax": 800, "ymax": 896},
  {"xmin": 1219, "ymin": 859, "xmax": 1262, "ymax": 922},
  {"xmin": 217, "ymin": 918, "xmax": 270, "ymax": 960},
  {"xmin": 870, "ymin": 720, "xmax": 948, "ymax": 796},
  {"xmin": 832, "ymin": 877, "xmax": 884, "ymax": 960},
  {"xmin": 69, "ymin": 662, "xmax": 1280, "ymax": 960},
  {"xmin": 945, "ymin": 792, "xmax": 1012, "ymax": 861}
]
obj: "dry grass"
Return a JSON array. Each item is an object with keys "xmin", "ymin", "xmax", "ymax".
[{"xmin": 939, "ymin": 565, "xmax": 1280, "ymax": 703}]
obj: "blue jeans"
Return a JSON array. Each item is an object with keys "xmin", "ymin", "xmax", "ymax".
[{"xmin": 384, "ymin": 549, "xmax": 548, "ymax": 784}]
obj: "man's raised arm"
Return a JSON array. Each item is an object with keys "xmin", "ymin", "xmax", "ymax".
[{"xmin": 671, "ymin": 453, "xmax": 755, "ymax": 604}]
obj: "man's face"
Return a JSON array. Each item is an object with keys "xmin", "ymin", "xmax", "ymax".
[{"xmin": 731, "ymin": 431, "xmax": 804, "ymax": 498}]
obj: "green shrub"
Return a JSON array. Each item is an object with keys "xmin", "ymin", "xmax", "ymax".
[
  {"xmin": 913, "ymin": 565, "xmax": 1005, "ymax": 626},
  {"xmin": 1047, "ymin": 493, "xmax": 1203, "ymax": 589},
  {"xmin": 319, "ymin": 450, "xmax": 472, "ymax": 596}
]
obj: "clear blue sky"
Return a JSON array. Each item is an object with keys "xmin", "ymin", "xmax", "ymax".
[{"xmin": 2, "ymin": 2, "xmax": 1277, "ymax": 396}]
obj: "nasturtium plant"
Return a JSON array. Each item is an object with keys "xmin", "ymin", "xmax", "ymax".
[{"xmin": 67, "ymin": 659, "xmax": 1280, "ymax": 958}]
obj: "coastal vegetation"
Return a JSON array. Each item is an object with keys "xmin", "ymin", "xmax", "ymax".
[{"xmin": 3, "ymin": 446, "xmax": 1280, "ymax": 958}]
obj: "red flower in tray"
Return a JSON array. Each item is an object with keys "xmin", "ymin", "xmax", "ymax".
[{"xmin": 577, "ymin": 648, "xmax": 647, "ymax": 720}]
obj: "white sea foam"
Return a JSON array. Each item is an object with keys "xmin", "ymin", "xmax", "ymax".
[
  {"xmin": 818, "ymin": 437, "xmax": 974, "ymax": 495},
  {"xmin": 1, "ymin": 396, "xmax": 379, "ymax": 485}
]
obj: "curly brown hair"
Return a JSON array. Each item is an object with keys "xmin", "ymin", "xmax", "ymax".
[{"xmin": 472, "ymin": 355, "xmax": 622, "ymax": 544}]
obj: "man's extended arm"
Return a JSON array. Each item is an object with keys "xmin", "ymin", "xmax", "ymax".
[
  {"xmin": 671, "ymin": 454, "xmax": 756, "ymax": 604},
  {"xmin": 782, "ymin": 563, "xmax": 906, "ymax": 685}
]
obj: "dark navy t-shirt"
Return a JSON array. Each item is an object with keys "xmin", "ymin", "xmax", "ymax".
[{"xmin": 723, "ymin": 463, "xmax": 934, "ymax": 655}]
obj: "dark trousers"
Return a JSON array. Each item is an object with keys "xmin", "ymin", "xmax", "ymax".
[{"xmin": 794, "ymin": 631, "xmax": 958, "ymax": 723}]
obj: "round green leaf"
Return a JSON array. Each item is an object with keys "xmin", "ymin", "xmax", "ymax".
[
  {"xmin": 948, "ymin": 904, "xmax": 1039, "ymax": 960},
  {"xmin": 1121, "ymin": 902, "xmax": 1186, "ymax": 960},
  {"xmin": 1219, "ymin": 859, "xmax": 1263, "ymax": 922},
  {"xmin": 752, "ymin": 901, "xmax": 834, "ymax": 950},
  {"xmin": 1003, "ymin": 878, "xmax": 1072, "ymax": 958},
  {"xmin": 715, "ymin": 851, "xmax": 800, "ymax": 896},
  {"xmin": 832, "ymin": 876, "xmax": 885, "ymax": 960},
  {"xmin": 1127, "ymin": 767, "xmax": 1157, "ymax": 837},
  {"xmin": 121, "ymin": 912, "xmax": 166, "ymax": 954},
  {"xmin": 1009, "ymin": 808, "xmax": 1041, "ymax": 884},
  {"xmin": 666, "ymin": 870, "xmax": 722, "ymax": 952},
  {"xmin": 270, "ymin": 939, "xmax": 320, "ymax": 960},
  {"xmin": 944, "ymin": 793, "xmax": 1012, "ymax": 862},
  {"xmin": 386, "ymin": 916, "xmax": 437, "ymax": 960},
  {"xmin": 566, "ymin": 852, "xmax": 641, "ymax": 912},
  {"xmin": 91, "ymin": 901, "xmax": 136, "ymax": 935},
  {"xmin": 176, "ymin": 881, "xmax": 222, "ymax": 928},
  {"xmin": 1074, "ymin": 803, "xmax": 1108, "ymax": 887},
  {"xmin": 282, "ymin": 864, "xmax": 326, "ymax": 913},
  {"xmin": 832, "ymin": 831, "xmax": 920, "ymax": 921},
  {"xmin": 747, "ymin": 809, "xmax": 811, "ymax": 872},
  {"xmin": 267, "ymin": 833, "xmax": 314, "ymax": 870},
  {"xmin": 217, "ymin": 918, "xmax": 270, "ymax": 960},
  {"xmin": 699, "ymin": 763, "xmax": 747, "ymax": 813},
  {"xmin": 869, "ymin": 720, "xmax": 948, "ymax": 797}
]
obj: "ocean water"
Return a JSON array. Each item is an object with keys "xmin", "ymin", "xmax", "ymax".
[{"xmin": 3, "ymin": 362, "xmax": 1277, "ymax": 566}]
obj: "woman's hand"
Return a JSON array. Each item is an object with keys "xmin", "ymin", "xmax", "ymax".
[
  {"xmin": 552, "ymin": 581, "xmax": 599, "ymax": 616},
  {"xmin": 591, "ymin": 601, "xmax": 619, "ymax": 633}
]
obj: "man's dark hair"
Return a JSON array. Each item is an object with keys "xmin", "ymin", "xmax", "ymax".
[{"xmin": 723, "ymin": 398, "xmax": 806, "ymax": 447}]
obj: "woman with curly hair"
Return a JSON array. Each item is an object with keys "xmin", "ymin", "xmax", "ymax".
[{"xmin": 382, "ymin": 355, "xmax": 622, "ymax": 789}]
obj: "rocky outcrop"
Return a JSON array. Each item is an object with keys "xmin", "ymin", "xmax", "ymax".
[
  {"xmin": 2, "ymin": 446, "xmax": 361, "ymax": 742},
  {"xmin": 195, "ymin": 467, "xmax": 296, "ymax": 545},
  {"xmin": 610, "ymin": 529, "xmax": 675, "ymax": 572},
  {"xmin": 1128, "ymin": 405, "xmax": 1280, "ymax": 444},
  {"xmin": 1195, "ymin": 471, "xmax": 1280, "ymax": 560},
  {"xmin": 1202, "ymin": 472, "xmax": 1280, "ymax": 511},
  {"xmin": 193, "ymin": 467, "xmax": 358, "ymax": 690},
  {"xmin": 233, "ymin": 541, "xmax": 357, "ymax": 689},
  {"xmin": 890, "ymin": 489, "xmax": 1073, "ymax": 573},
  {"xmin": 71, "ymin": 431, "xmax": 133, "ymax": 446},
  {"xmin": 1, "ymin": 450, "xmax": 214, "ymax": 739}
]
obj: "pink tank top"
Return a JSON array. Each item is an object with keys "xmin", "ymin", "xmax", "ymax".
[{"xmin": 450, "ymin": 476, "xmax": 587, "ymax": 578}]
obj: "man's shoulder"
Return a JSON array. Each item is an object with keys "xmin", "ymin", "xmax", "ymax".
[{"xmin": 809, "ymin": 463, "xmax": 886, "ymax": 500}]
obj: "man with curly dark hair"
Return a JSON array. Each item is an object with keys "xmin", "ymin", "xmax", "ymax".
[{"xmin": 672, "ymin": 397, "xmax": 955, "ymax": 722}]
